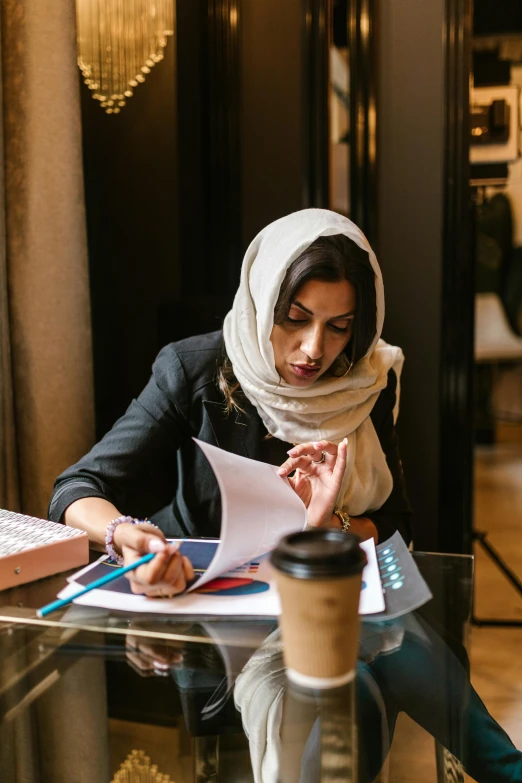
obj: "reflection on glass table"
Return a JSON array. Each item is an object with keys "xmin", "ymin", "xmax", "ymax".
[{"xmin": 1, "ymin": 551, "xmax": 522, "ymax": 782}]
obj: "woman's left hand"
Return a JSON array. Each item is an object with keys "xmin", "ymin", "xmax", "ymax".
[{"xmin": 277, "ymin": 439, "xmax": 347, "ymax": 528}]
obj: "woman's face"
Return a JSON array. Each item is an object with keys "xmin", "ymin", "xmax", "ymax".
[{"xmin": 270, "ymin": 278, "xmax": 356, "ymax": 387}]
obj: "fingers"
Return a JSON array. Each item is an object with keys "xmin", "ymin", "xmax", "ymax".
[
  {"xmin": 287, "ymin": 440, "xmax": 339, "ymax": 460},
  {"xmin": 278, "ymin": 455, "xmax": 314, "ymax": 477},
  {"xmin": 156, "ymin": 554, "xmax": 195, "ymax": 595},
  {"xmin": 129, "ymin": 577, "xmax": 184, "ymax": 598},
  {"xmin": 182, "ymin": 555, "xmax": 195, "ymax": 582},
  {"xmin": 125, "ymin": 649, "xmax": 159, "ymax": 676},
  {"xmin": 125, "ymin": 649, "xmax": 174, "ymax": 677},
  {"xmin": 124, "ymin": 546, "xmax": 192, "ymax": 597},
  {"xmin": 160, "ymin": 551, "xmax": 186, "ymax": 589},
  {"xmin": 278, "ymin": 439, "xmax": 348, "ymax": 477},
  {"xmin": 126, "ymin": 636, "xmax": 184, "ymax": 666},
  {"xmin": 124, "ymin": 541, "xmax": 179, "ymax": 578},
  {"xmin": 290, "ymin": 470, "xmax": 309, "ymax": 495},
  {"xmin": 133, "ymin": 527, "xmax": 170, "ymax": 555},
  {"xmin": 332, "ymin": 437, "xmax": 348, "ymax": 489},
  {"xmin": 113, "ymin": 521, "xmax": 167, "ymax": 555}
]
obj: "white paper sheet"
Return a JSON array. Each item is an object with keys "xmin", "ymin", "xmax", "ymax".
[{"xmin": 185, "ymin": 439, "xmax": 307, "ymax": 591}]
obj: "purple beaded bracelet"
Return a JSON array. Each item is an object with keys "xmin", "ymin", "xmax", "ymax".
[{"xmin": 105, "ymin": 515, "xmax": 145, "ymax": 565}]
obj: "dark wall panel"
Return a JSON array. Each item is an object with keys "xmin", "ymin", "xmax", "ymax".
[
  {"xmin": 376, "ymin": 0, "xmax": 445, "ymax": 550},
  {"xmin": 240, "ymin": 0, "xmax": 305, "ymax": 249},
  {"xmin": 161, "ymin": 0, "xmax": 242, "ymax": 348},
  {"xmin": 81, "ymin": 39, "xmax": 178, "ymax": 438},
  {"xmin": 376, "ymin": 0, "xmax": 473, "ymax": 552}
]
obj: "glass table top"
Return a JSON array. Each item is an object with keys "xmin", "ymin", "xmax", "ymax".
[
  {"xmin": 0, "ymin": 551, "xmax": 473, "ymax": 645},
  {"xmin": 1, "ymin": 550, "xmax": 501, "ymax": 783}
]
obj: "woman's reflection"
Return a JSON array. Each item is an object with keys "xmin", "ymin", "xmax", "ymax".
[{"xmin": 233, "ymin": 618, "xmax": 522, "ymax": 783}]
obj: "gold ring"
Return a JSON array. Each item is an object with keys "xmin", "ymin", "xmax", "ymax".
[{"xmin": 312, "ymin": 451, "xmax": 326, "ymax": 464}]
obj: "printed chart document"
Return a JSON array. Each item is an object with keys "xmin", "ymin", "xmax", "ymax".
[
  {"xmin": 60, "ymin": 536, "xmax": 384, "ymax": 618},
  {"xmin": 57, "ymin": 440, "xmax": 430, "ymax": 619}
]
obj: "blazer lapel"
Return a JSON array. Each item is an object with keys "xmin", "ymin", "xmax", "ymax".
[{"xmin": 202, "ymin": 399, "xmax": 256, "ymax": 459}]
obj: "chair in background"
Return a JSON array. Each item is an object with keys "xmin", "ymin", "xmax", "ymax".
[
  {"xmin": 473, "ymin": 192, "xmax": 522, "ymax": 441},
  {"xmin": 474, "ymin": 292, "xmax": 522, "ymax": 364},
  {"xmin": 475, "ymin": 291, "xmax": 522, "ymax": 427}
]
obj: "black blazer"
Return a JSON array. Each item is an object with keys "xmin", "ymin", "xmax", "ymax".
[{"xmin": 49, "ymin": 331, "xmax": 412, "ymax": 544}]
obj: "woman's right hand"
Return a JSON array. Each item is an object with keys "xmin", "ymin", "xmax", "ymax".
[
  {"xmin": 113, "ymin": 522, "xmax": 194, "ymax": 598},
  {"xmin": 125, "ymin": 635, "xmax": 184, "ymax": 676}
]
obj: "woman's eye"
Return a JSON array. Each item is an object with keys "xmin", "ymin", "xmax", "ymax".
[
  {"xmin": 286, "ymin": 316, "xmax": 307, "ymax": 325},
  {"xmin": 329, "ymin": 322, "xmax": 353, "ymax": 333}
]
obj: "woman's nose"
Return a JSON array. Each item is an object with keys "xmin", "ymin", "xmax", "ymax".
[{"xmin": 301, "ymin": 325, "xmax": 324, "ymax": 360}]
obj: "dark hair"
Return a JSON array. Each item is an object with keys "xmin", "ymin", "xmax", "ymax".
[
  {"xmin": 274, "ymin": 234, "xmax": 376, "ymax": 366},
  {"xmin": 217, "ymin": 234, "xmax": 377, "ymax": 413}
]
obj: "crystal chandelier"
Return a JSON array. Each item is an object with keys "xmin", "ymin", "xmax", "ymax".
[
  {"xmin": 111, "ymin": 749, "xmax": 174, "ymax": 782},
  {"xmin": 76, "ymin": 0, "xmax": 174, "ymax": 114}
]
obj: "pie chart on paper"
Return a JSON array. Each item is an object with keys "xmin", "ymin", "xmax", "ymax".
[{"xmin": 195, "ymin": 577, "xmax": 270, "ymax": 596}]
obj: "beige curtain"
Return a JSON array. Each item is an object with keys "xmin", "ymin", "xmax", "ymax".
[{"xmin": 0, "ymin": 0, "xmax": 95, "ymax": 517}]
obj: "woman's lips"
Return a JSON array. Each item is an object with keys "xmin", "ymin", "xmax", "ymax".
[{"xmin": 290, "ymin": 364, "xmax": 320, "ymax": 379}]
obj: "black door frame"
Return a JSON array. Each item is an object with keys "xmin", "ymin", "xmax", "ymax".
[{"xmin": 439, "ymin": 0, "xmax": 474, "ymax": 553}]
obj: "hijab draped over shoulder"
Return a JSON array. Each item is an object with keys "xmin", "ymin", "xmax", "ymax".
[{"xmin": 223, "ymin": 208, "xmax": 404, "ymax": 516}]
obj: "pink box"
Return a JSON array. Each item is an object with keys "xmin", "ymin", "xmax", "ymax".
[{"xmin": 0, "ymin": 511, "xmax": 89, "ymax": 590}]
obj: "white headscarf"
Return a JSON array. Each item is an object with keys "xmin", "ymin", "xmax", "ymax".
[{"xmin": 223, "ymin": 208, "xmax": 404, "ymax": 515}]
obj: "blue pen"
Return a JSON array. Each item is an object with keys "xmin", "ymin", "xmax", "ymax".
[{"xmin": 36, "ymin": 552, "xmax": 155, "ymax": 618}]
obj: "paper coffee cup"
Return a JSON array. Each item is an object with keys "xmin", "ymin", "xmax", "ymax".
[{"xmin": 271, "ymin": 529, "xmax": 367, "ymax": 689}]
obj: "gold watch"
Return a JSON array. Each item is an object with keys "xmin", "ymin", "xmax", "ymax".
[{"xmin": 333, "ymin": 507, "xmax": 351, "ymax": 532}]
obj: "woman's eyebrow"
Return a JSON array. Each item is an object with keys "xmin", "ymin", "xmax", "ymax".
[{"xmin": 292, "ymin": 300, "xmax": 356, "ymax": 318}]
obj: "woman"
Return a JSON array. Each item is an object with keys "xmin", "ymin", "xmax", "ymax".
[
  {"xmin": 50, "ymin": 208, "xmax": 522, "ymax": 781},
  {"xmin": 49, "ymin": 208, "xmax": 411, "ymax": 594}
]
